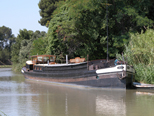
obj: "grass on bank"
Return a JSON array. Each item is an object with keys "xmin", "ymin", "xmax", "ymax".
[
  {"xmin": 0, "ymin": 65, "xmax": 12, "ymax": 68},
  {"xmin": 11, "ymin": 63, "xmax": 24, "ymax": 72}
]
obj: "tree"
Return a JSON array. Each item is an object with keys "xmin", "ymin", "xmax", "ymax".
[
  {"xmin": 11, "ymin": 29, "xmax": 32, "ymax": 63},
  {"xmin": 30, "ymin": 37, "xmax": 47, "ymax": 56},
  {"xmin": 0, "ymin": 26, "xmax": 14, "ymax": 49},
  {"xmin": 38, "ymin": 0, "xmax": 62, "ymax": 27},
  {"xmin": 11, "ymin": 29, "xmax": 46, "ymax": 71},
  {"xmin": 11, "ymin": 29, "xmax": 46, "ymax": 63},
  {"xmin": 0, "ymin": 26, "xmax": 15, "ymax": 62},
  {"xmin": 0, "ymin": 47, "xmax": 10, "ymax": 63},
  {"xmin": 18, "ymin": 30, "xmax": 47, "ymax": 66},
  {"xmin": 19, "ymin": 39, "xmax": 33, "ymax": 65},
  {"xmin": 46, "ymin": 0, "xmax": 154, "ymax": 60},
  {"xmin": 46, "ymin": 0, "xmax": 114, "ymax": 60},
  {"xmin": 0, "ymin": 31, "xmax": 3, "ymax": 48}
]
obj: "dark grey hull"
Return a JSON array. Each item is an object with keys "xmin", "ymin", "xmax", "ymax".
[{"xmin": 22, "ymin": 63, "xmax": 134, "ymax": 89}]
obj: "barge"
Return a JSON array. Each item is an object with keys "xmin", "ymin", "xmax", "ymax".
[{"xmin": 21, "ymin": 55, "xmax": 135, "ymax": 89}]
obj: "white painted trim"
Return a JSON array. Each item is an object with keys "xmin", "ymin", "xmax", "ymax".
[
  {"xmin": 35, "ymin": 62, "xmax": 87, "ymax": 67},
  {"xmin": 96, "ymin": 65, "xmax": 126, "ymax": 74},
  {"xmin": 96, "ymin": 64, "xmax": 135, "ymax": 74}
]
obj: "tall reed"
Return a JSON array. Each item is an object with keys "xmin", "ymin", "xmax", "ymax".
[{"xmin": 119, "ymin": 29, "xmax": 154, "ymax": 84}]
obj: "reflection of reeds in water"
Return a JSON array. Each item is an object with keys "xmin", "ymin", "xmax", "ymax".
[
  {"xmin": 117, "ymin": 29, "xmax": 154, "ymax": 84},
  {"xmin": 136, "ymin": 91, "xmax": 154, "ymax": 96}
]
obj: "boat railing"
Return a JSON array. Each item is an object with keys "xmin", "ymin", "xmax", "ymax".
[{"xmin": 88, "ymin": 59, "xmax": 115, "ymax": 70}]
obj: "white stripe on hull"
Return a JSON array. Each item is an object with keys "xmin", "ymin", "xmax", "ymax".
[{"xmin": 96, "ymin": 64, "xmax": 135, "ymax": 75}]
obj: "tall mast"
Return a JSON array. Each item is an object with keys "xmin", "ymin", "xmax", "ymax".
[{"xmin": 106, "ymin": 0, "xmax": 109, "ymax": 62}]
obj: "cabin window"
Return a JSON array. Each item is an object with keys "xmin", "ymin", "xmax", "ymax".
[
  {"xmin": 43, "ymin": 57, "xmax": 49, "ymax": 62},
  {"xmin": 38, "ymin": 57, "xmax": 43, "ymax": 61},
  {"xmin": 50, "ymin": 56, "xmax": 55, "ymax": 62},
  {"xmin": 32, "ymin": 57, "xmax": 37, "ymax": 61}
]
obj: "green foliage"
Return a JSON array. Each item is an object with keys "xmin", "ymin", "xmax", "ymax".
[
  {"xmin": 10, "ymin": 0, "xmax": 154, "ymax": 80},
  {"xmin": 45, "ymin": 0, "xmax": 154, "ymax": 61},
  {"xmin": 11, "ymin": 29, "xmax": 46, "ymax": 71},
  {"xmin": 19, "ymin": 39, "xmax": 33, "ymax": 64},
  {"xmin": 0, "ymin": 26, "xmax": 13, "ymax": 48},
  {"xmin": 0, "ymin": 65, "xmax": 12, "ymax": 68},
  {"xmin": 11, "ymin": 29, "xmax": 32, "ymax": 63},
  {"xmin": 38, "ymin": 0, "xmax": 62, "ymax": 27},
  {"xmin": 46, "ymin": 2, "xmax": 74, "ymax": 59},
  {"xmin": 30, "ymin": 38, "xmax": 47, "ymax": 55},
  {"xmin": 125, "ymin": 29, "xmax": 154, "ymax": 65},
  {"xmin": 12, "ymin": 63, "xmax": 23, "ymax": 72},
  {"xmin": 11, "ymin": 41, "xmax": 21, "ymax": 63},
  {"xmin": 120, "ymin": 29, "xmax": 154, "ymax": 84},
  {"xmin": 134, "ymin": 64, "xmax": 154, "ymax": 84},
  {"xmin": 0, "ymin": 26, "xmax": 15, "ymax": 63},
  {"xmin": 0, "ymin": 47, "xmax": 10, "ymax": 63}
]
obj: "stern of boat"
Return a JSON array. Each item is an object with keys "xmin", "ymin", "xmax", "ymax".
[{"xmin": 96, "ymin": 64, "xmax": 135, "ymax": 88}]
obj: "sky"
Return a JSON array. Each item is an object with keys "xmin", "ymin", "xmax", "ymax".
[{"xmin": 0, "ymin": 0, "xmax": 48, "ymax": 37}]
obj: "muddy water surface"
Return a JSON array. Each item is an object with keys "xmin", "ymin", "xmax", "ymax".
[{"xmin": 0, "ymin": 68, "xmax": 154, "ymax": 116}]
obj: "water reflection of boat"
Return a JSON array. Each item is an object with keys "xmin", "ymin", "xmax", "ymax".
[
  {"xmin": 133, "ymin": 82, "xmax": 154, "ymax": 89},
  {"xmin": 96, "ymin": 90, "xmax": 126, "ymax": 116},
  {"xmin": 25, "ymin": 80, "xmax": 127, "ymax": 116},
  {"xmin": 21, "ymin": 55, "xmax": 135, "ymax": 89}
]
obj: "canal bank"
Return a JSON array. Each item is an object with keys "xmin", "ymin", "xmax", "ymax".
[{"xmin": 0, "ymin": 65, "xmax": 12, "ymax": 68}]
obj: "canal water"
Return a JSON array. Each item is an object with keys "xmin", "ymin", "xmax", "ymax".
[{"xmin": 0, "ymin": 68, "xmax": 154, "ymax": 116}]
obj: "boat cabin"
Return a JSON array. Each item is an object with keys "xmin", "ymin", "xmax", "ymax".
[
  {"xmin": 31, "ymin": 55, "xmax": 56, "ymax": 64},
  {"xmin": 26, "ymin": 55, "xmax": 56, "ymax": 71}
]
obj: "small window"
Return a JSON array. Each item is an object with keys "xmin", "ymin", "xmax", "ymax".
[
  {"xmin": 32, "ymin": 57, "xmax": 37, "ymax": 61},
  {"xmin": 50, "ymin": 56, "xmax": 55, "ymax": 62},
  {"xmin": 38, "ymin": 57, "xmax": 42, "ymax": 61},
  {"xmin": 43, "ymin": 57, "xmax": 49, "ymax": 62}
]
